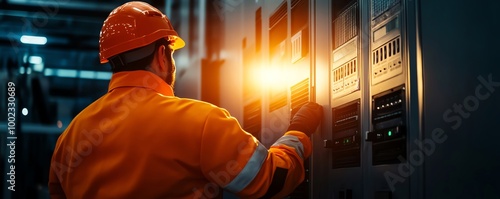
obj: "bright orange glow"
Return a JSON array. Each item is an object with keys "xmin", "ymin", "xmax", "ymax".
[
  {"xmin": 244, "ymin": 51, "xmax": 290, "ymax": 95},
  {"xmin": 248, "ymin": 65, "xmax": 289, "ymax": 92}
]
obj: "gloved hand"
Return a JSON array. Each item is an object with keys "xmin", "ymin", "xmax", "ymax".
[{"xmin": 287, "ymin": 102, "xmax": 323, "ymax": 136}]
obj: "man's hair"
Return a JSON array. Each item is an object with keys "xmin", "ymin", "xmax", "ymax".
[{"xmin": 109, "ymin": 39, "xmax": 172, "ymax": 73}]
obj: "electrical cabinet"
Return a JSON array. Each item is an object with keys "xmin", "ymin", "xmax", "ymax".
[{"xmin": 219, "ymin": 0, "xmax": 500, "ymax": 198}]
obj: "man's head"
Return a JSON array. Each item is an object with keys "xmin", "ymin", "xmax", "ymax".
[{"xmin": 99, "ymin": 1, "xmax": 184, "ymax": 86}]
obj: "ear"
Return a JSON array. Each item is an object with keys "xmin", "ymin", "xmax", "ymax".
[{"xmin": 156, "ymin": 45, "xmax": 168, "ymax": 73}]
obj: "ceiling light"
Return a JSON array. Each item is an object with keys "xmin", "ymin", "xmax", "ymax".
[
  {"xmin": 56, "ymin": 69, "xmax": 77, "ymax": 78},
  {"xmin": 29, "ymin": 56, "xmax": 43, "ymax": 64},
  {"xmin": 20, "ymin": 35, "xmax": 47, "ymax": 45}
]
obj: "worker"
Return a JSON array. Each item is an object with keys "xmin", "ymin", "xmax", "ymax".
[{"xmin": 48, "ymin": 1, "xmax": 323, "ymax": 198}]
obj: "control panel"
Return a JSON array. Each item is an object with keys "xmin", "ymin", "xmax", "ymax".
[
  {"xmin": 332, "ymin": 99, "xmax": 361, "ymax": 168},
  {"xmin": 367, "ymin": 85, "xmax": 406, "ymax": 165}
]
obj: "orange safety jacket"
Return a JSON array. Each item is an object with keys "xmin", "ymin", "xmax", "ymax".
[{"xmin": 49, "ymin": 70, "xmax": 312, "ymax": 199}]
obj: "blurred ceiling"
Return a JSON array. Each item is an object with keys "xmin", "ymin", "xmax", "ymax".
[
  {"xmin": 0, "ymin": 0, "xmax": 163, "ymax": 121},
  {"xmin": 0, "ymin": 0, "xmax": 136, "ymax": 50}
]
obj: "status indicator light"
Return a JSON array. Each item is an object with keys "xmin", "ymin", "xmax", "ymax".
[
  {"xmin": 343, "ymin": 138, "xmax": 351, "ymax": 144},
  {"xmin": 388, "ymin": 130, "xmax": 392, "ymax": 136}
]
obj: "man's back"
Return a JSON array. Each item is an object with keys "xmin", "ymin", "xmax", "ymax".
[{"xmin": 49, "ymin": 71, "xmax": 225, "ymax": 198}]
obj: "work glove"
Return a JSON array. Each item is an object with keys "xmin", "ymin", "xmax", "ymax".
[{"xmin": 287, "ymin": 102, "xmax": 323, "ymax": 136}]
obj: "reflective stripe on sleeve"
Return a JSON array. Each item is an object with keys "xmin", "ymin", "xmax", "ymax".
[
  {"xmin": 224, "ymin": 143, "xmax": 268, "ymax": 193},
  {"xmin": 271, "ymin": 135, "xmax": 304, "ymax": 160}
]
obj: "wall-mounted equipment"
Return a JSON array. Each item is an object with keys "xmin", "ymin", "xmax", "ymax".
[
  {"xmin": 371, "ymin": 17, "xmax": 402, "ymax": 85},
  {"xmin": 370, "ymin": 0, "xmax": 402, "ymax": 85},
  {"xmin": 331, "ymin": 1, "xmax": 360, "ymax": 98},
  {"xmin": 331, "ymin": 99, "xmax": 361, "ymax": 168},
  {"xmin": 367, "ymin": 85, "xmax": 406, "ymax": 165}
]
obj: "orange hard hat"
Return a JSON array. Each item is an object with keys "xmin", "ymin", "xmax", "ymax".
[{"xmin": 99, "ymin": 1, "xmax": 185, "ymax": 64}]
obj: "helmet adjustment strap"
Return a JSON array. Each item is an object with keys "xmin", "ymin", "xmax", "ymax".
[{"xmin": 109, "ymin": 43, "xmax": 156, "ymax": 69}]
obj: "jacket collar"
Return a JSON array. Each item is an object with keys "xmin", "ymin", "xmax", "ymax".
[{"xmin": 108, "ymin": 70, "xmax": 174, "ymax": 96}]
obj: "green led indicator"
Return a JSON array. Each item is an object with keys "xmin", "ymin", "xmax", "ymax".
[
  {"xmin": 343, "ymin": 138, "xmax": 350, "ymax": 144},
  {"xmin": 388, "ymin": 131, "xmax": 392, "ymax": 136}
]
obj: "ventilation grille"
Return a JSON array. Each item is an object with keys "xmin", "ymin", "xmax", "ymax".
[
  {"xmin": 371, "ymin": 0, "xmax": 400, "ymax": 19},
  {"xmin": 333, "ymin": 2, "xmax": 358, "ymax": 49},
  {"xmin": 372, "ymin": 37, "xmax": 400, "ymax": 65},
  {"xmin": 244, "ymin": 99, "xmax": 262, "ymax": 139},
  {"xmin": 291, "ymin": 0, "xmax": 308, "ymax": 33},
  {"xmin": 333, "ymin": 59, "xmax": 357, "ymax": 85},
  {"xmin": 291, "ymin": 31, "xmax": 302, "ymax": 63},
  {"xmin": 332, "ymin": 58, "xmax": 359, "ymax": 96},
  {"xmin": 269, "ymin": 1, "xmax": 287, "ymax": 29},
  {"xmin": 291, "ymin": 78, "xmax": 310, "ymax": 110},
  {"xmin": 269, "ymin": 1, "xmax": 288, "ymax": 56},
  {"xmin": 371, "ymin": 36, "xmax": 402, "ymax": 85},
  {"xmin": 269, "ymin": 91, "xmax": 287, "ymax": 112}
]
